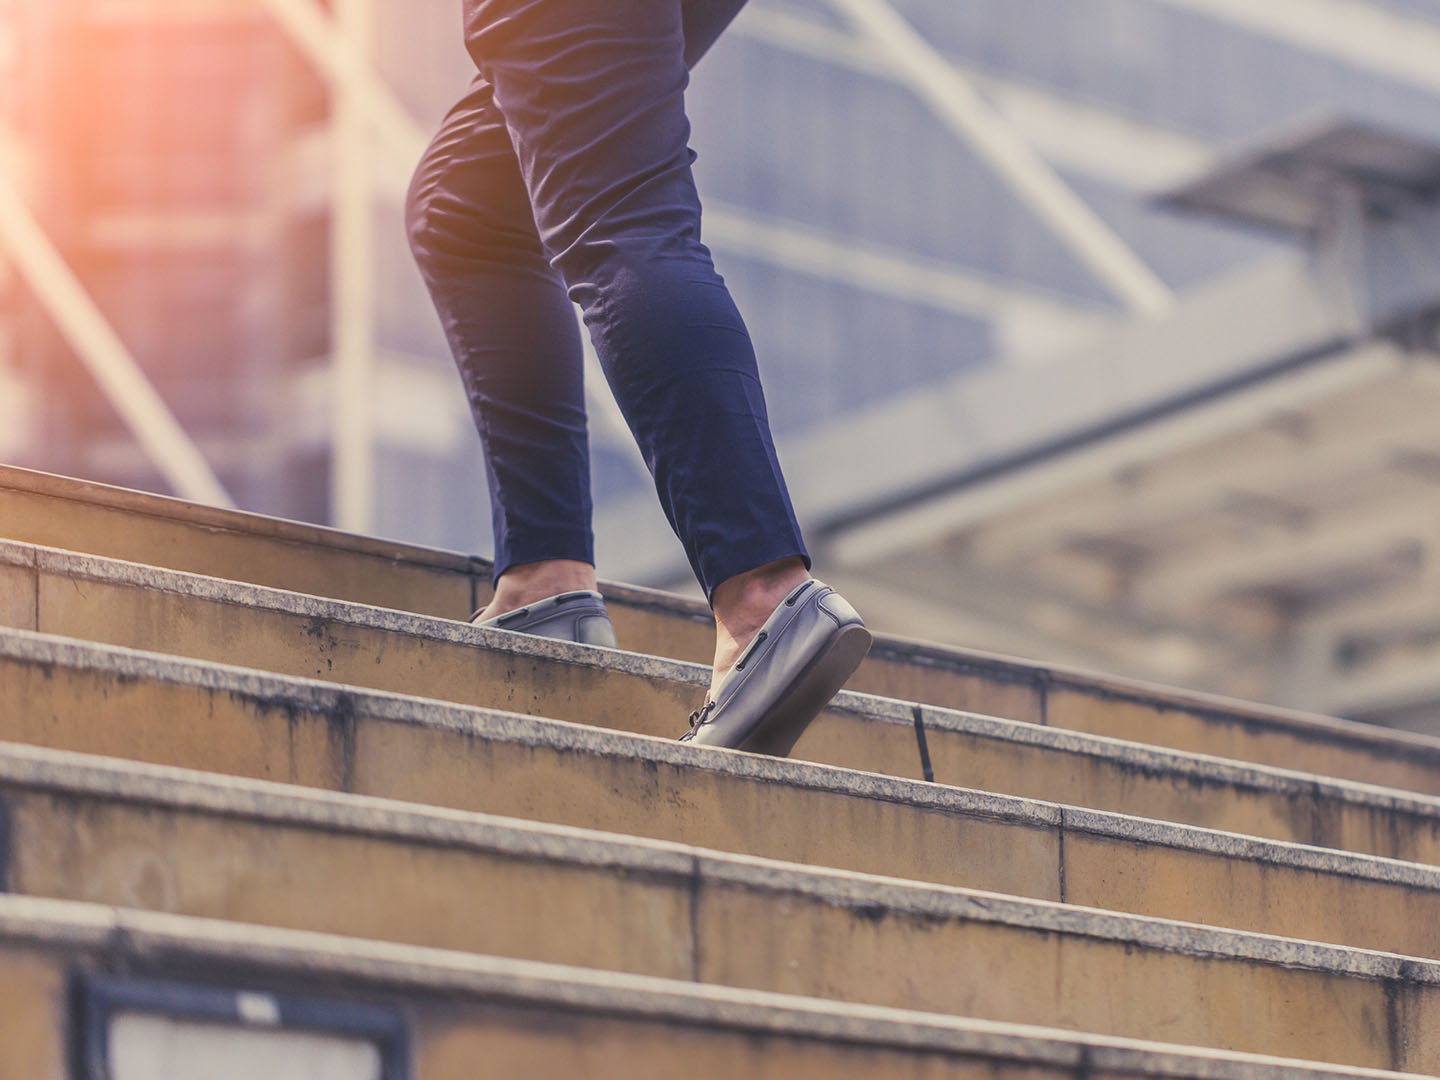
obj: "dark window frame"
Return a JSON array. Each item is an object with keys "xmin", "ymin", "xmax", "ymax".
[{"xmin": 73, "ymin": 971, "xmax": 410, "ymax": 1080}]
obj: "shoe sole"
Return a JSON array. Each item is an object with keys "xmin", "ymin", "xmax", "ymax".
[{"xmin": 737, "ymin": 620, "xmax": 873, "ymax": 758}]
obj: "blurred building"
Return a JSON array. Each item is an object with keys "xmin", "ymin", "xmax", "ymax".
[
  {"xmin": 4, "ymin": 0, "xmax": 1440, "ymax": 728},
  {"xmin": 3, "ymin": 0, "xmax": 323, "ymax": 512}
]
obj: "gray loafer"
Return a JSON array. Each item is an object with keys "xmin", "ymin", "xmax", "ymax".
[
  {"xmin": 680, "ymin": 579, "xmax": 871, "ymax": 756},
  {"xmin": 473, "ymin": 590, "xmax": 617, "ymax": 648}
]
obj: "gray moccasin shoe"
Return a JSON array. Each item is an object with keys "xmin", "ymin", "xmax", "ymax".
[
  {"xmin": 473, "ymin": 590, "xmax": 617, "ymax": 648},
  {"xmin": 680, "ymin": 579, "xmax": 871, "ymax": 756}
]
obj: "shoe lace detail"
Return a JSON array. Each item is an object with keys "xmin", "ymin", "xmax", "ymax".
[{"xmin": 680, "ymin": 700, "xmax": 716, "ymax": 742}]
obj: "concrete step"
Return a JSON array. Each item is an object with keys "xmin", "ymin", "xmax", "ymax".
[
  {"xmin": 4, "ymin": 896, "xmax": 1425, "ymax": 1080},
  {"xmin": 4, "ymin": 465, "xmax": 1435, "ymax": 796},
  {"xmin": 4, "ymin": 740, "xmax": 1440, "ymax": 1071},
  {"xmin": 8, "ymin": 628, "xmax": 1440, "ymax": 961},
  {"xmin": 5, "ymin": 544, "xmax": 1439, "ymax": 865}
]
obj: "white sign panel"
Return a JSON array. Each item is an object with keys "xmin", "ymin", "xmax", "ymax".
[{"xmin": 110, "ymin": 1013, "xmax": 383, "ymax": 1080}]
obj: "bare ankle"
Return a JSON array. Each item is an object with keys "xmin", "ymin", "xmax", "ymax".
[
  {"xmin": 480, "ymin": 559, "xmax": 598, "ymax": 621},
  {"xmin": 712, "ymin": 557, "xmax": 809, "ymax": 628},
  {"xmin": 709, "ymin": 557, "xmax": 809, "ymax": 692}
]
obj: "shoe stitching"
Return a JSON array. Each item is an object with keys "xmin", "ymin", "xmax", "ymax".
[{"xmin": 710, "ymin": 586, "xmax": 822, "ymax": 716}]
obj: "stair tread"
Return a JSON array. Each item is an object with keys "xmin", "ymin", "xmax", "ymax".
[
  {"xmin": 4, "ymin": 732, "xmax": 1440, "ymax": 975},
  {"xmin": 3, "ymin": 893, "xmax": 1424, "ymax": 1080},
  {"xmin": 6, "ymin": 466, "xmax": 1439, "ymax": 1074},
  {"xmin": 8, "ymin": 549, "xmax": 1440, "ymax": 865},
  {"xmin": 11, "ymin": 535, "xmax": 1440, "ymax": 761},
  {"xmin": 4, "ymin": 465, "xmax": 1437, "ymax": 786},
  {"xmin": 5, "ymin": 625, "xmax": 1440, "ymax": 887}
]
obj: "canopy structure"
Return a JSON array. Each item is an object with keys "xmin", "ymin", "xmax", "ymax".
[{"xmin": 798, "ymin": 119, "xmax": 1440, "ymax": 729}]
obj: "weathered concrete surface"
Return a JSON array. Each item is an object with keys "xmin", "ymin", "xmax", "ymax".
[
  {"xmin": 0, "ymin": 894, "xmax": 1425, "ymax": 1080},
  {"xmin": 0, "ymin": 542, "xmax": 36, "ymax": 632},
  {"xmin": 5, "ymin": 467, "xmax": 1439, "ymax": 795},
  {"xmin": 0, "ymin": 948, "xmax": 66, "ymax": 1080},
  {"xmin": 11, "ymin": 631, "xmax": 1440, "ymax": 959},
  {"xmin": 0, "ymin": 467, "xmax": 480, "ymax": 622},
  {"xmin": 2, "ymin": 740, "xmax": 1440, "ymax": 1069},
  {"xmin": 6, "ymin": 557, "xmax": 1440, "ymax": 866}
]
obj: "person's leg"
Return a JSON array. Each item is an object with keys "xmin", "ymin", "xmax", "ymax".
[
  {"xmin": 408, "ymin": 4, "xmax": 744, "ymax": 625},
  {"xmin": 463, "ymin": 0, "xmax": 811, "ymax": 685},
  {"xmin": 405, "ymin": 75, "xmax": 597, "ymax": 615}
]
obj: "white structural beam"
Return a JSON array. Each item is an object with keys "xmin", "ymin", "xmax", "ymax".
[
  {"xmin": 1151, "ymin": 0, "xmax": 1440, "ymax": 96},
  {"xmin": 730, "ymin": 6, "xmax": 1218, "ymax": 192},
  {"xmin": 329, "ymin": 0, "xmax": 378, "ymax": 533},
  {"xmin": 1132, "ymin": 497, "xmax": 1439, "ymax": 612},
  {"xmin": 1308, "ymin": 567, "xmax": 1440, "ymax": 639},
  {"xmin": 828, "ymin": 343, "xmax": 1399, "ymax": 566},
  {"xmin": 1331, "ymin": 651, "xmax": 1440, "ymax": 720},
  {"xmin": 0, "ymin": 168, "xmax": 235, "ymax": 508},
  {"xmin": 827, "ymin": 0, "xmax": 1176, "ymax": 316},
  {"xmin": 254, "ymin": 0, "xmax": 426, "ymax": 164},
  {"xmin": 814, "ymin": 256, "xmax": 1377, "ymax": 560},
  {"xmin": 703, "ymin": 201, "xmax": 1106, "ymax": 330},
  {"xmin": 968, "ymin": 374, "xmax": 1440, "ymax": 565}
]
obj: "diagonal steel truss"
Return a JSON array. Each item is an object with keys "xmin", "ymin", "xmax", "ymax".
[{"xmin": 0, "ymin": 162, "xmax": 235, "ymax": 507}]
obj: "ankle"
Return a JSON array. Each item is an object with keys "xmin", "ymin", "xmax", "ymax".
[
  {"xmin": 711, "ymin": 557, "xmax": 809, "ymax": 636},
  {"xmin": 485, "ymin": 559, "xmax": 598, "ymax": 617}
]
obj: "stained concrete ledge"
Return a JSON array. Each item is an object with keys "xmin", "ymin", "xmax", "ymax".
[
  {"xmin": 9, "ymin": 537, "xmax": 701, "ymax": 684},
  {"xmin": 14, "ymin": 626, "xmax": 1440, "ymax": 892},
  {"xmin": 6, "ymin": 573, "xmax": 1440, "ymax": 853},
  {"xmin": 4, "ymin": 733, "xmax": 1440, "ymax": 985},
  {"xmin": 6, "ymin": 464, "xmax": 1439, "ymax": 772},
  {"xmin": 0, "ymin": 465, "xmax": 484, "ymax": 574},
  {"xmin": 14, "ymin": 536, "xmax": 1440, "ymax": 770},
  {"xmin": 13, "ymin": 626, "xmax": 1440, "ymax": 893},
  {"xmin": 0, "ymin": 893, "xmax": 1423, "ymax": 1080}
]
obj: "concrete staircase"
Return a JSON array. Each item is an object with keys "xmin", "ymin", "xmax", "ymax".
[{"xmin": 3, "ymin": 463, "xmax": 1439, "ymax": 1078}]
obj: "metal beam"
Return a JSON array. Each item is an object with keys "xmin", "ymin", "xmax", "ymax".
[
  {"xmin": 967, "ymin": 367, "xmax": 1440, "ymax": 565},
  {"xmin": 253, "ymin": 0, "xmax": 425, "ymax": 164},
  {"xmin": 1150, "ymin": 0, "xmax": 1440, "ymax": 97},
  {"xmin": 826, "ymin": 0, "xmax": 1176, "ymax": 316},
  {"xmin": 328, "ymin": 0, "xmax": 377, "ymax": 533},
  {"xmin": 1303, "ymin": 560, "xmax": 1440, "ymax": 637},
  {"xmin": 703, "ymin": 201, "xmax": 1107, "ymax": 328},
  {"xmin": 1331, "ymin": 649, "xmax": 1440, "ymax": 721},
  {"xmin": 1130, "ymin": 497, "xmax": 1439, "ymax": 612},
  {"xmin": 0, "ymin": 166, "xmax": 235, "ymax": 508},
  {"xmin": 847, "ymin": 545, "xmax": 1266, "ymax": 686},
  {"xmin": 730, "ymin": 6, "xmax": 1218, "ymax": 192},
  {"xmin": 815, "ymin": 258, "xmax": 1381, "ymax": 563}
]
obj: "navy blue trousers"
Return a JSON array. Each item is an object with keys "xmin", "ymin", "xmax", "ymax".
[{"xmin": 405, "ymin": 0, "xmax": 809, "ymax": 600}]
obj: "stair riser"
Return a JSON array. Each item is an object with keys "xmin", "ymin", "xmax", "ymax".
[
  {"xmin": 7, "ymin": 930, "xmax": 1416, "ymax": 1080},
  {"xmin": 804, "ymin": 716, "xmax": 1440, "ymax": 865},
  {"xmin": 6, "ymin": 564, "xmax": 1439, "ymax": 866},
  {"xmin": 0, "ymin": 949, "xmax": 62, "ymax": 1078},
  {"xmin": 0, "ymin": 652, "xmax": 1056, "ymax": 899},
  {"xmin": 31, "ymin": 569, "xmax": 704, "ymax": 738},
  {"xmin": 5, "ymin": 473, "xmax": 1436, "ymax": 797},
  {"xmin": 0, "ymin": 485, "xmax": 480, "ymax": 623},
  {"xmin": 2, "ymin": 782, "xmax": 1439, "ymax": 1071},
  {"xmin": 0, "ymin": 948, "xmax": 1037, "ymax": 1080},
  {"xmin": 7, "ymin": 651, "xmax": 1440, "ymax": 963}
]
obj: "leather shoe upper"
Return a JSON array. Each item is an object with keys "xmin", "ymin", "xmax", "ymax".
[{"xmin": 473, "ymin": 590, "xmax": 618, "ymax": 648}]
